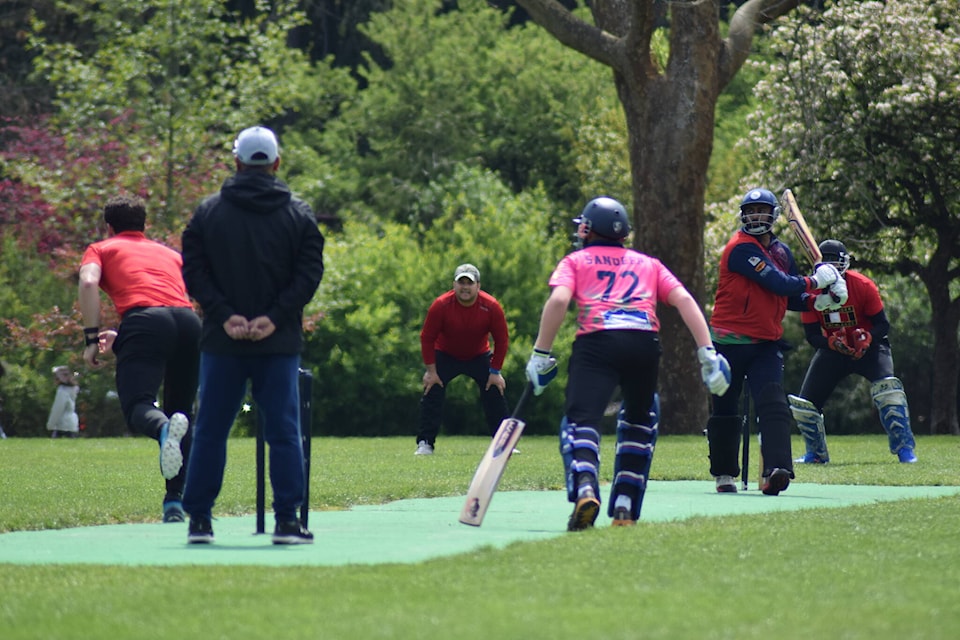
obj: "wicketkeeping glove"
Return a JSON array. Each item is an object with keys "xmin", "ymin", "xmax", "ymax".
[
  {"xmin": 851, "ymin": 328, "xmax": 872, "ymax": 360},
  {"xmin": 525, "ymin": 348, "xmax": 558, "ymax": 396},
  {"xmin": 697, "ymin": 346, "xmax": 731, "ymax": 396},
  {"xmin": 811, "ymin": 263, "xmax": 840, "ymax": 289},
  {"xmin": 827, "ymin": 331, "xmax": 856, "ymax": 357}
]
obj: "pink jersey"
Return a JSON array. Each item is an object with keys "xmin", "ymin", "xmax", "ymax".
[{"xmin": 549, "ymin": 244, "xmax": 683, "ymax": 336}]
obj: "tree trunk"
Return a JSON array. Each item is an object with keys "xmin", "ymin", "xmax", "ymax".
[
  {"xmin": 926, "ymin": 284, "xmax": 960, "ymax": 435},
  {"xmin": 618, "ymin": 77, "xmax": 716, "ymax": 434},
  {"xmin": 514, "ymin": 0, "xmax": 803, "ymax": 433}
]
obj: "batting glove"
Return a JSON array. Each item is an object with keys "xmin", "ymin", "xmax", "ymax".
[
  {"xmin": 814, "ymin": 293, "xmax": 842, "ymax": 312},
  {"xmin": 828, "ymin": 331, "xmax": 856, "ymax": 357},
  {"xmin": 697, "ymin": 346, "xmax": 732, "ymax": 396},
  {"xmin": 811, "ymin": 263, "xmax": 840, "ymax": 289},
  {"xmin": 828, "ymin": 277, "xmax": 848, "ymax": 305},
  {"xmin": 525, "ymin": 348, "xmax": 558, "ymax": 396}
]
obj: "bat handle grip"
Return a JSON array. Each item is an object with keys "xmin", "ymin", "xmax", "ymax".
[{"xmin": 512, "ymin": 382, "xmax": 534, "ymax": 418}]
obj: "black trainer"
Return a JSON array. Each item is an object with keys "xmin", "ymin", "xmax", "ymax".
[
  {"xmin": 162, "ymin": 500, "xmax": 185, "ymax": 523},
  {"xmin": 187, "ymin": 516, "xmax": 214, "ymax": 544},
  {"xmin": 273, "ymin": 519, "xmax": 314, "ymax": 545},
  {"xmin": 760, "ymin": 468, "xmax": 791, "ymax": 496},
  {"xmin": 567, "ymin": 483, "xmax": 600, "ymax": 532}
]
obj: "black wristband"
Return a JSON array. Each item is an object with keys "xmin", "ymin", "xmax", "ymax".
[{"xmin": 83, "ymin": 327, "xmax": 100, "ymax": 346}]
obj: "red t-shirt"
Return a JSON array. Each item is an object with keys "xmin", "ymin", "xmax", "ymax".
[
  {"xmin": 420, "ymin": 290, "xmax": 509, "ymax": 369},
  {"xmin": 81, "ymin": 231, "xmax": 192, "ymax": 316},
  {"xmin": 800, "ymin": 270, "xmax": 883, "ymax": 343}
]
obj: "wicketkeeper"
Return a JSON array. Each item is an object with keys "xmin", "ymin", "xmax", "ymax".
[{"xmin": 789, "ymin": 240, "xmax": 917, "ymax": 464}]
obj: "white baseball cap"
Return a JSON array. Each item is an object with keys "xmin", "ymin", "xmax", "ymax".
[
  {"xmin": 233, "ymin": 126, "xmax": 279, "ymax": 166},
  {"xmin": 454, "ymin": 264, "xmax": 480, "ymax": 282}
]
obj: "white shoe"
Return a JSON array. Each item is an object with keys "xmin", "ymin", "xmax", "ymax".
[
  {"xmin": 160, "ymin": 413, "xmax": 189, "ymax": 479},
  {"xmin": 715, "ymin": 475, "xmax": 738, "ymax": 493},
  {"xmin": 414, "ymin": 440, "xmax": 434, "ymax": 455}
]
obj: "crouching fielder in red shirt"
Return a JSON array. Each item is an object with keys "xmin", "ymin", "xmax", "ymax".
[{"xmin": 416, "ymin": 263, "xmax": 510, "ymax": 455}]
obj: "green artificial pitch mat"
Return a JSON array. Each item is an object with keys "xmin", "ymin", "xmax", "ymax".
[{"xmin": 2, "ymin": 481, "xmax": 958, "ymax": 567}]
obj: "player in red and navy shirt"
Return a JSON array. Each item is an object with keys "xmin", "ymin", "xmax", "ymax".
[
  {"xmin": 789, "ymin": 240, "xmax": 917, "ymax": 464},
  {"xmin": 416, "ymin": 263, "xmax": 509, "ymax": 455},
  {"xmin": 527, "ymin": 197, "xmax": 730, "ymax": 530},
  {"xmin": 79, "ymin": 194, "xmax": 201, "ymax": 523},
  {"xmin": 706, "ymin": 189, "xmax": 844, "ymax": 496}
]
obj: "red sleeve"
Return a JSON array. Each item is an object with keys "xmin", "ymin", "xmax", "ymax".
[
  {"xmin": 420, "ymin": 296, "xmax": 444, "ymax": 366},
  {"xmin": 858, "ymin": 273, "xmax": 884, "ymax": 317},
  {"xmin": 489, "ymin": 300, "xmax": 509, "ymax": 370}
]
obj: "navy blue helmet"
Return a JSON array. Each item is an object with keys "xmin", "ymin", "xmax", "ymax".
[
  {"xmin": 739, "ymin": 188, "xmax": 781, "ymax": 235},
  {"xmin": 575, "ymin": 197, "xmax": 631, "ymax": 241}
]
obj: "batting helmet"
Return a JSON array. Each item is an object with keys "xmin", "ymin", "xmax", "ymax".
[
  {"xmin": 739, "ymin": 188, "xmax": 781, "ymax": 236},
  {"xmin": 575, "ymin": 197, "xmax": 631, "ymax": 241},
  {"xmin": 819, "ymin": 239, "xmax": 850, "ymax": 274}
]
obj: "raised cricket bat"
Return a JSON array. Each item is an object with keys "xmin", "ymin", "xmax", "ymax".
[
  {"xmin": 458, "ymin": 383, "xmax": 533, "ymax": 527},
  {"xmin": 782, "ymin": 188, "xmax": 822, "ymax": 266}
]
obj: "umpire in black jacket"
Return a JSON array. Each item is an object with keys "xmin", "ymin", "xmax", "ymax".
[{"xmin": 181, "ymin": 125, "xmax": 324, "ymax": 545}]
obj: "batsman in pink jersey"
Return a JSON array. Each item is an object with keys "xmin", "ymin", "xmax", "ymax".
[{"xmin": 526, "ymin": 197, "xmax": 731, "ymax": 531}]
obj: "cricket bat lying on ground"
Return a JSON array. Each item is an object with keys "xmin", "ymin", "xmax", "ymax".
[{"xmin": 458, "ymin": 383, "xmax": 533, "ymax": 527}]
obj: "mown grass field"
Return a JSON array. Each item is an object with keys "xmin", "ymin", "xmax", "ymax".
[{"xmin": 1, "ymin": 434, "xmax": 958, "ymax": 639}]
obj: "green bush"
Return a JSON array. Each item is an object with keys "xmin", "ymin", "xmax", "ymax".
[{"xmin": 303, "ymin": 167, "xmax": 572, "ymax": 437}]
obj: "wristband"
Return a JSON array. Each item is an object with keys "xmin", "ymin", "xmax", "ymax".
[
  {"xmin": 489, "ymin": 368, "xmax": 500, "ymax": 375},
  {"xmin": 533, "ymin": 348, "xmax": 551, "ymax": 357},
  {"xmin": 83, "ymin": 327, "xmax": 100, "ymax": 346}
]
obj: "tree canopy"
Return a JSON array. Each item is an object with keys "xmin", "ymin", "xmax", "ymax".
[
  {"xmin": 747, "ymin": 0, "xmax": 960, "ymax": 434},
  {"xmin": 0, "ymin": 0, "xmax": 951, "ymax": 439}
]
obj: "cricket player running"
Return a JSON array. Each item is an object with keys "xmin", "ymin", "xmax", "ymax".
[
  {"xmin": 706, "ymin": 188, "xmax": 847, "ymax": 496},
  {"xmin": 789, "ymin": 239, "xmax": 917, "ymax": 464},
  {"xmin": 526, "ymin": 197, "xmax": 731, "ymax": 531}
]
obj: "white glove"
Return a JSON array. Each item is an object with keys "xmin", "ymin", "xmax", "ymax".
[
  {"xmin": 697, "ymin": 346, "xmax": 731, "ymax": 396},
  {"xmin": 828, "ymin": 277, "xmax": 848, "ymax": 305},
  {"xmin": 814, "ymin": 293, "xmax": 842, "ymax": 312},
  {"xmin": 525, "ymin": 348, "xmax": 558, "ymax": 396},
  {"xmin": 811, "ymin": 263, "xmax": 840, "ymax": 289}
]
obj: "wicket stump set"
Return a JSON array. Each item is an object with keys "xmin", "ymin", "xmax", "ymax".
[
  {"xmin": 255, "ymin": 368, "xmax": 313, "ymax": 534},
  {"xmin": 740, "ymin": 381, "xmax": 763, "ymax": 490}
]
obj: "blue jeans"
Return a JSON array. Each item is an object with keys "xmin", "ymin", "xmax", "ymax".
[{"xmin": 183, "ymin": 353, "xmax": 304, "ymax": 521}]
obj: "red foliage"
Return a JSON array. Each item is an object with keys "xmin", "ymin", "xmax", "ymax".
[{"xmin": 0, "ymin": 113, "xmax": 227, "ymax": 362}]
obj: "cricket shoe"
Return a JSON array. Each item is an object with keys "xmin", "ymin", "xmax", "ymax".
[
  {"xmin": 795, "ymin": 452, "xmax": 828, "ymax": 464},
  {"xmin": 162, "ymin": 500, "xmax": 185, "ymax": 523},
  {"xmin": 897, "ymin": 447, "xmax": 918, "ymax": 463},
  {"xmin": 159, "ymin": 413, "xmax": 189, "ymax": 479},
  {"xmin": 187, "ymin": 516, "xmax": 214, "ymax": 544},
  {"xmin": 611, "ymin": 506, "xmax": 636, "ymax": 527},
  {"xmin": 414, "ymin": 440, "xmax": 434, "ymax": 455},
  {"xmin": 567, "ymin": 488, "xmax": 600, "ymax": 532},
  {"xmin": 715, "ymin": 475, "xmax": 738, "ymax": 493},
  {"xmin": 273, "ymin": 519, "xmax": 314, "ymax": 545},
  {"xmin": 760, "ymin": 468, "xmax": 791, "ymax": 496}
]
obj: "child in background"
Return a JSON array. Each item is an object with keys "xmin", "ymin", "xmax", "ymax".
[{"xmin": 47, "ymin": 366, "xmax": 80, "ymax": 438}]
